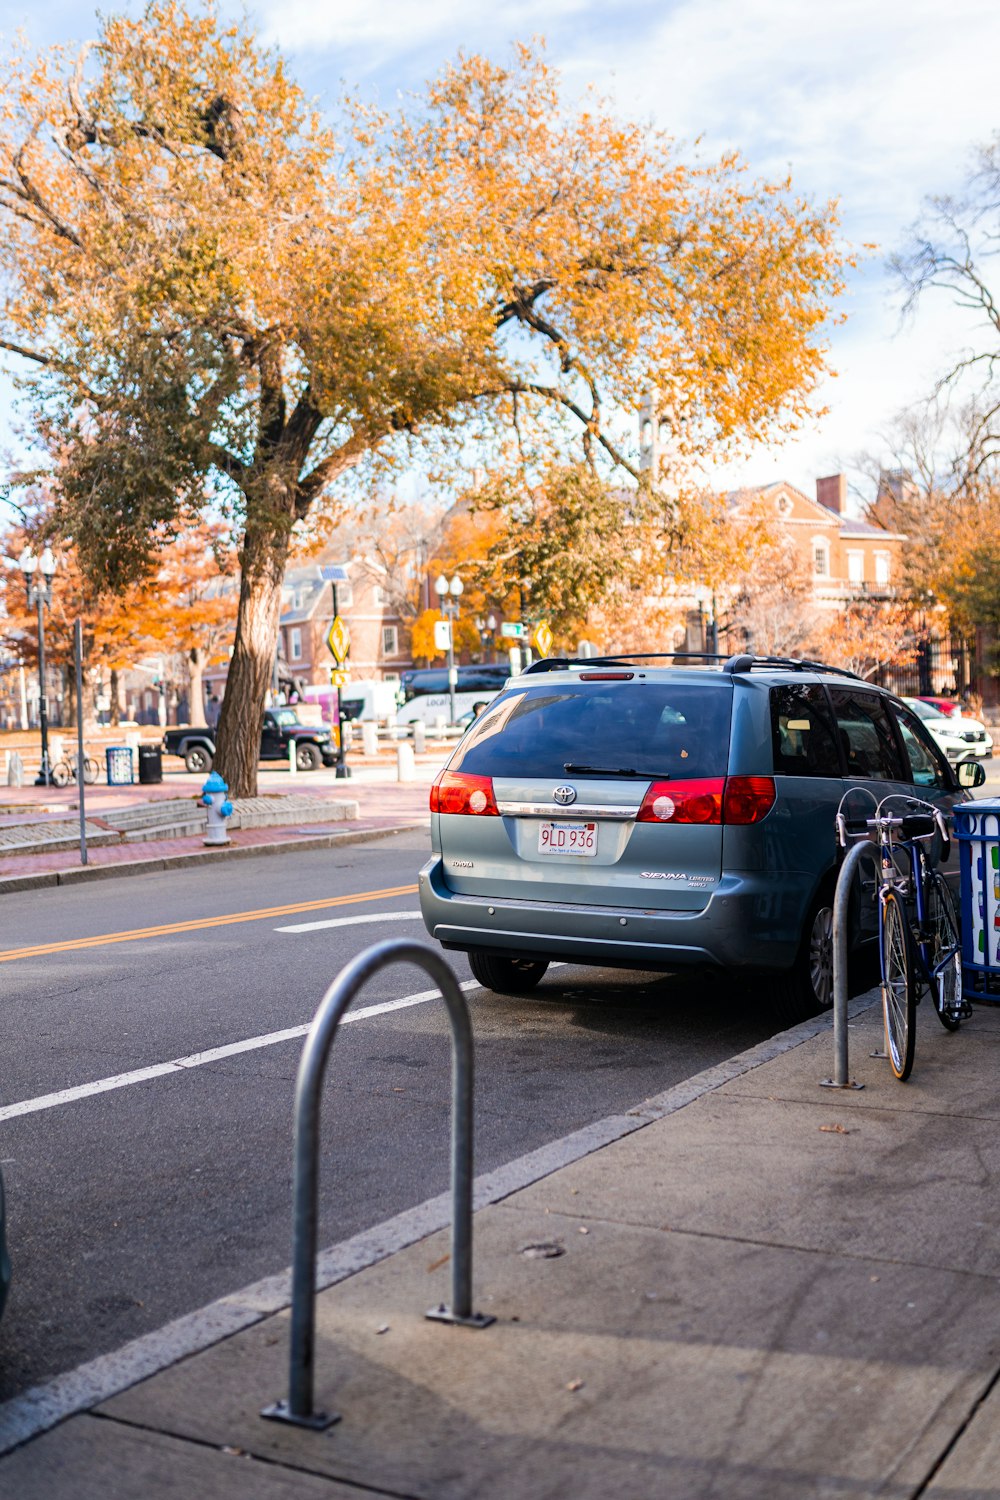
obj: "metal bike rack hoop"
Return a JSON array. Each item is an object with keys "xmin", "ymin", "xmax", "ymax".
[
  {"xmin": 820, "ymin": 840, "xmax": 878, "ymax": 1091},
  {"xmin": 262, "ymin": 938, "xmax": 494, "ymax": 1432}
]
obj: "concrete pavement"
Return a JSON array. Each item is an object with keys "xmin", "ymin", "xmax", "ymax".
[{"xmin": 2, "ymin": 990, "xmax": 1000, "ymax": 1497}]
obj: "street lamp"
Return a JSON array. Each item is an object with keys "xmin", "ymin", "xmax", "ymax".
[
  {"xmin": 475, "ymin": 613, "xmax": 497, "ymax": 662},
  {"xmin": 434, "ymin": 573, "xmax": 464, "ymax": 723},
  {"xmin": 19, "ymin": 545, "xmax": 59, "ymax": 785}
]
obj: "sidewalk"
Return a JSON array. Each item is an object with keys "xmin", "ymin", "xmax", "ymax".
[
  {"xmin": 0, "ymin": 762, "xmax": 436, "ymax": 891},
  {"xmin": 2, "ymin": 993, "xmax": 1000, "ymax": 1497}
]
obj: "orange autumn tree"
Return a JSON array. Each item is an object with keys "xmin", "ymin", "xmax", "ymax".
[
  {"xmin": 2, "ymin": 515, "xmax": 236, "ymax": 724},
  {"xmin": 0, "ymin": 6, "xmax": 846, "ymax": 794},
  {"xmin": 817, "ymin": 602, "xmax": 917, "ymax": 680},
  {"xmin": 109, "ymin": 525, "xmax": 238, "ymax": 725}
]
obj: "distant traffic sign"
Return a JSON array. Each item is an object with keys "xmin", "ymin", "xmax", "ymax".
[
  {"xmin": 326, "ymin": 615, "xmax": 350, "ymax": 664},
  {"xmin": 532, "ymin": 622, "xmax": 553, "ymax": 657},
  {"xmin": 434, "ymin": 618, "xmax": 452, "ymax": 652},
  {"xmin": 500, "ymin": 621, "xmax": 526, "ymax": 639},
  {"xmin": 330, "ymin": 668, "xmax": 348, "ymax": 687}
]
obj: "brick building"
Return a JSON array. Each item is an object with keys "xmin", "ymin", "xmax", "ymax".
[
  {"xmin": 201, "ymin": 560, "xmax": 410, "ymax": 705},
  {"xmin": 728, "ymin": 474, "xmax": 906, "ymax": 610}
]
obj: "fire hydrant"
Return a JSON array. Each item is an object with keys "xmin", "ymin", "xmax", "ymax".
[{"xmin": 201, "ymin": 771, "xmax": 234, "ymax": 846}]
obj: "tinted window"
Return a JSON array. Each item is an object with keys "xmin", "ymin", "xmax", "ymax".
[
  {"xmin": 890, "ymin": 704, "xmax": 951, "ymax": 790},
  {"xmin": 450, "ymin": 682, "xmax": 733, "ymax": 780},
  {"xmin": 828, "ymin": 689, "xmax": 905, "ymax": 781},
  {"xmin": 770, "ymin": 685, "xmax": 841, "ymax": 777},
  {"xmin": 403, "ymin": 665, "xmax": 508, "ymax": 700}
]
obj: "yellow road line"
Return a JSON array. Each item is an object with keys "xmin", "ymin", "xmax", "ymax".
[{"xmin": 0, "ymin": 883, "xmax": 420, "ymax": 963}]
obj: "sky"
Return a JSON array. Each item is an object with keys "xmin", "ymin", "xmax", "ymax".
[{"xmin": 2, "ymin": 0, "xmax": 999, "ymax": 516}]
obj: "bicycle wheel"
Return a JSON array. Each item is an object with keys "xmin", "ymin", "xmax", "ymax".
[
  {"xmin": 82, "ymin": 757, "xmax": 100, "ymax": 785},
  {"xmin": 881, "ymin": 888, "xmax": 916, "ymax": 1081},
  {"xmin": 926, "ymin": 872, "xmax": 966, "ymax": 1031},
  {"xmin": 50, "ymin": 761, "xmax": 70, "ymax": 788}
]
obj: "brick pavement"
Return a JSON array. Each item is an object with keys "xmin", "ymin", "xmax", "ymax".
[{"xmin": 0, "ymin": 773, "xmax": 432, "ymax": 890}]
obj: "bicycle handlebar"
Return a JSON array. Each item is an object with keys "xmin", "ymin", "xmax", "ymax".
[{"xmin": 836, "ymin": 808, "xmax": 950, "ymax": 856}]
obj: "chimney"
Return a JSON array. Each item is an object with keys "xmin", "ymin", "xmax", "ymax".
[{"xmin": 816, "ymin": 473, "xmax": 847, "ymax": 514}]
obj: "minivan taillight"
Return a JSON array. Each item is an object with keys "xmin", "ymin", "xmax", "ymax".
[
  {"xmin": 635, "ymin": 776, "xmax": 776, "ymax": 825},
  {"xmin": 430, "ymin": 771, "xmax": 499, "ymax": 816},
  {"xmin": 723, "ymin": 776, "xmax": 776, "ymax": 824},
  {"xmin": 637, "ymin": 779, "xmax": 725, "ymax": 824}
]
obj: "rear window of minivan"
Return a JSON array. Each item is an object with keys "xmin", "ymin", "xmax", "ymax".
[{"xmin": 449, "ymin": 682, "xmax": 734, "ymax": 780}]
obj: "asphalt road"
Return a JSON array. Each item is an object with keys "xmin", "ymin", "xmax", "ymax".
[{"xmin": 0, "ymin": 829, "xmax": 786, "ymax": 1401}]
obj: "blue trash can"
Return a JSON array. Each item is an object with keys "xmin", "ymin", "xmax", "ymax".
[
  {"xmin": 953, "ymin": 799, "xmax": 1000, "ymax": 1003},
  {"xmin": 105, "ymin": 745, "xmax": 134, "ymax": 786}
]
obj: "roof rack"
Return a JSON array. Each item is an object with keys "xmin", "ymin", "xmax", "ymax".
[
  {"xmin": 726, "ymin": 654, "xmax": 863, "ymax": 681},
  {"xmin": 521, "ymin": 652, "xmax": 731, "ymax": 676},
  {"xmin": 520, "ymin": 652, "xmax": 862, "ymax": 681}
]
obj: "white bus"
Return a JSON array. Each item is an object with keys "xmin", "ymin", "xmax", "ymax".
[{"xmin": 396, "ymin": 665, "xmax": 511, "ymax": 726}]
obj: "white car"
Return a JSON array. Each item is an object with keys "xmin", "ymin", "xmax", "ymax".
[{"xmin": 903, "ymin": 697, "xmax": 993, "ymax": 763}]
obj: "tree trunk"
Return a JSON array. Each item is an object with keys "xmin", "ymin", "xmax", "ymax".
[
  {"xmin": 110, "ymin": 667, "xmax": 121, "ymax": 727},
  {"xmin": 188, "ymin": 646, "xmax": 207, "ymax": 727},
  {"xmin": 214, "ymin": 513, "xmax": 291, "ymax": 798}
]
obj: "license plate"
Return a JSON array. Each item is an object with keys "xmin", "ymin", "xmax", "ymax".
[{"xmin": 538, "ymin": 821, "xmax": 598, "ymax": 856}]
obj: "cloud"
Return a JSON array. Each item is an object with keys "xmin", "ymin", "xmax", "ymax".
[
  {"xmin": 565, "ymin": 0, "xmax": 999, "ymax": 235},
  {"xmin": 259, "ymin": 0, "xmax": 591, "ymax": 64}
]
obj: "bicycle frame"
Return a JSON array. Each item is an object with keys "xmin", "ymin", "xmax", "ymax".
[
  {"xmin": 836, "ymin": 790, "xmax": 954, "ymax": 997},
  {"xmin": 836, "ymin": 790, "xmax": 960, "ymax": 1080}
]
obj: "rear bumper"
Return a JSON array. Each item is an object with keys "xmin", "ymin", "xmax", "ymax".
[{"xmin": 418, "ymin": 856, "xmax": 812, "ymax": 974}]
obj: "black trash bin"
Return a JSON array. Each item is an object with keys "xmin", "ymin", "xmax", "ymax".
[{"xmin": 137, "ymin": 745, "xmax": 163, "ymax": 785}]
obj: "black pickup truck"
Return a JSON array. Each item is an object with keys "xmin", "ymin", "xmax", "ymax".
[{"xmin": 162, "ymin": 708, "xmax": 338, "ymax": 774}]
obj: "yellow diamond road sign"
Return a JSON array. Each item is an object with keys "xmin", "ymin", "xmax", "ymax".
[
  {"xmin": 532, "ymin": 621, "xmax": 553, "ymax": 657},
  {"xmin": 326, "ymin": 615, "xmax": 350, "ymax": 664},
  {"xmin": 330, "ymin": 668, "xmax": 348, "ymax": 687}
]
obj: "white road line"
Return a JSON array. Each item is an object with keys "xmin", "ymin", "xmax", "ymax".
[
  {"xmin": 0, "ymin": 999, "xmax": 874, "ymax": 1457},
  {"xmin": 0, "ymin": 981, "xmax": 478, "ymax": 1124},
  {"xmin": 275, "ymin": 909, "xmax": 421, "ymax": 933}
]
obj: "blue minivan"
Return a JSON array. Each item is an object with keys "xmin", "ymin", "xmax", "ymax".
[{"xmin": 420, "ymin": 654, "xmax": 985, "ymax": 1020}]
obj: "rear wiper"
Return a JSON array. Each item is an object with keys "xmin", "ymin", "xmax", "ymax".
[{"xmin": 563, "ymin": 762, "xmax": 644, "ymax": 777}]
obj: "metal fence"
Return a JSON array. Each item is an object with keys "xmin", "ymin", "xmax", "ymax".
[{"xmin": 875, "ymin": 636, "xmax": 981, "ymax": 702}]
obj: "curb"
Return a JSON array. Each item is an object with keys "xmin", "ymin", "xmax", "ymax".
[{"xmin": 0, "ymin": 821, "xmax": 424, "ymax": 895}]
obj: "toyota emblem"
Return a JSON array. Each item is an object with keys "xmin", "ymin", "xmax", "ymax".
[{"xmin": 553, "ymin": 785, "xmax": 577, "ymax": 806}]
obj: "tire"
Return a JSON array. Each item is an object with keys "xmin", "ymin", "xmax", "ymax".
[
  {"xmin": 295, "ymin": 742, "xmax": 321, "ymax": 772},
  {"xmin": 769, "ymin": 892, "xmax": 835, "ymax": 1026},
  {"xmin": 50, "ymin": 761, "xmax": 70, "ymax": 788},
  {"xmin": 82, "ymin": 758, "xmax": 100, "ymax": 785},
  {"xmin": 468, "ymin": 951, "xmax": 549, "ymax": 995},
  {"xmin": 184, "ymin": 746, "xmax": 212, "ymax": 774},
  {"xmin": 926, "ymin": 872, "xmax": 966, "ymax": 1030},
  {"xmin": 881, "ymin": 888, "xmax": 916, "ymax": 1081}
]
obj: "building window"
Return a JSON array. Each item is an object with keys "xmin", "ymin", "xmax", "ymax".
[
  {"xmin": 382, "ymin": 625, "xmax": 399, "ymax": 657},
  {"xmin": 847, "ymin": 550, "xmax": 864, "ymax": 584},
  {"xmin": 332, "ymin": 581, "xmax": 353, "ymax": 609},
  {"xmin": 373, "ymin": 584, "xmax": 385, "ymax": 607},
  {"xmin": 289, "ymin": 627, "xmax": 302, "ymax": 661},
  {"xmin": 812, "ymin": 539, "xmax": 829, "ymax": 577},
  {"xmin": 874, "ymin": 552, "xmax": 890, "ymax": 585}
]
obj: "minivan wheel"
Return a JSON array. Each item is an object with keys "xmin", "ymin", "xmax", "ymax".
[
  {"xmin": 769, "ymin": 896, "xmax": 835, "ymax": 1026},
  {"xmin": 468, "ymin": 951, "xmax": 549, "ymax": 995}
]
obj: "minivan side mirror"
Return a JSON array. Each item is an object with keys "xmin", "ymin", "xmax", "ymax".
[{"xmin": 957, "ymin": 760, "xmax": 987, "ymax": 789}]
